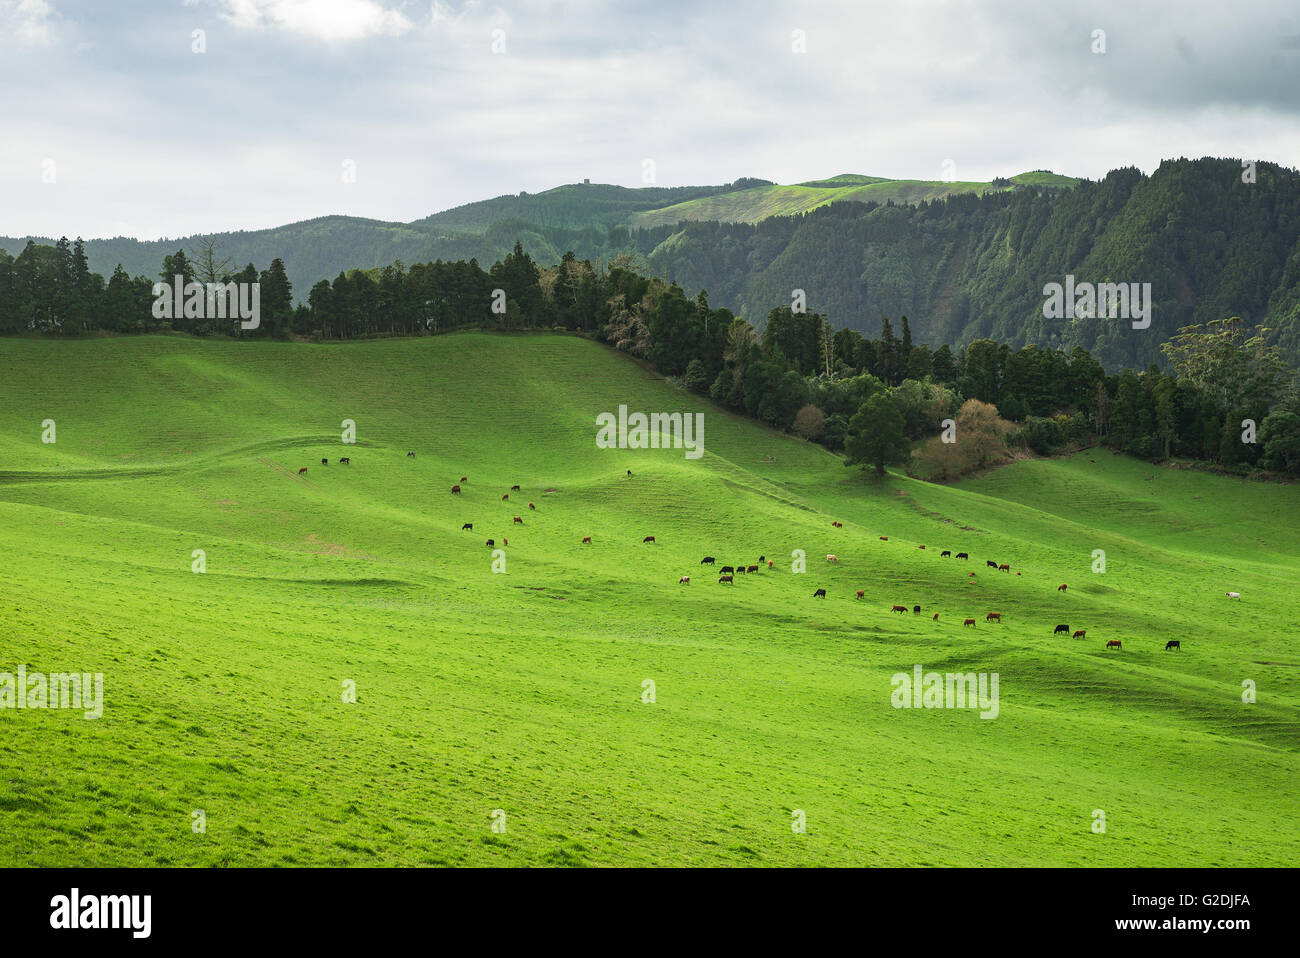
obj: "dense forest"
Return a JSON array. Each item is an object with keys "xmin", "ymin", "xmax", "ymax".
[
  {"xmin": 2, "ymin": 235, "xmax": 1298, "ymax": 480},
  {"xmin": 7, "ymin": 158, "xmax": 1299, "ymax": 370}
]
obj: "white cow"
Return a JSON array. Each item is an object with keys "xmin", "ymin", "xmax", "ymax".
[
  {"xmin": 1225, "ymin": 592, "xmax": 1240, "ymax": 598},
  {"xmin": 826, "ymin": 554, "xmax": 838, "ymax": 563}
]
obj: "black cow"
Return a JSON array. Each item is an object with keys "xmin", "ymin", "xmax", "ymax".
[
  {"xmin": 1054, "ymin": 624, "xmax": 1069, "ymax": 634},
  {"xmin": 955, "ymin": 552, "xmax": 969, "ymax": 560},
  {"xmin": 321, "ymin": 458, "xmax": 328, "ymax": 466},
  {"xmin": 813, "ymin": 589, "xmax": 827, "ymax": 598},
  {"xmin": 461, "ymin": 523, "xmax": 472, "ymax": 531},
  {"xmin": 339, "ymin": 457, "xmax": 350, "ymax": 465},
  {"xmin": 720, "ymin": 566, "xmax": 734, "ymax": 574},
  {"xmin": 485, "ymin": 539, "xmax": 495, "ymax": 548},
  {"xmin": 912, "ymin": 605, "xmax": 921, "ymax": 613},
  {"xmin": 407, "ymin": 452, "xmax": 415, "ymax": 457},
  {"xmin": 701, "ymin": 556, "xmax": 715, "ymax": 565},
  {"xmin": 758, "ymin": 555, "xmax": 766, "ymax": 563},
  {"xmin": 987, "ymin": 560, "xmax": 998, "ymax": 568},
  {"xmin": 940, "ymin": 550, "xmax": 951, "ymax": 557},
  {"xmin": 1165, "ymin": 640, "xmax": 1181, "ymax": 651}
]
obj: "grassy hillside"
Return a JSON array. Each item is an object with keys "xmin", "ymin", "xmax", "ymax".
[{"xmin": 0, "ymin": 333, "xmax": 1295, "ymax": 866}]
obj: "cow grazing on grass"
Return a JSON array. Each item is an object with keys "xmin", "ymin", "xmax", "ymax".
[
  {"xmin": 679, "ymin": 576, "xmax": 690, "ymax": 584},
  {"xmin": 720, "ymin": 566, "xmax": 734, "ymax": 574},
  {"xmin": 918, "ymin": 545, "xmax": 926, "ymax": 550},
  {"xmin": 933, "ymin": 613, "xmax": 940, "ymax": 621},
  {"xmin": 987, "ymin": 560, "xmax": 998, "ymax": 569},
  {"xmin": 1106, "ymin": 640, "xmax": 1122, "ymax": 651},
  {"xmin": 298, "ymin": 467, "xmax": 308, "ymax": 475},
  {"xmin": 502, "ymin": 538, "xmax": 508, "ymax": 547},
  {"xmin": 747, "ymin": 565, "xmax": 759, "ymax": 573},
  {"xmin": 1165, "ymin": 640, "xmax": 1181, "ymax": 651},
  {"xmin": 856, "ymin": 590, "xmax": 865, "ymax": 599},
  {"xmin": 460, "ymin": 476, "xmax": 468, "ymax": 482},
  {"xmin": 502, "ymin": 493, "xmax": 509, "ymax": 501},
  {"xmin": 451, "ymin": 485, "xmax": 461, "ymax": 494},
  {"xmin": 891, "ymin": 605, "xmax": 907, "ymax": 613},
  {"xmin": 528, "ymin": 502, "xmax": 535, "ymax": 510},
  {"xmin": 940, "ymin": 550, "xmax": 952, "ymax": 557},
  {"xmin": 643, "ymin": 536, "xmax": 656, "ymax": 544},
  {"xmin": 340, "ymin": 457, "xmax": 350, "ymax": 465},
  {"xmin": 758, "ymin": 556, "xmax": 766, "ymax": 563},
  {"xmin": 767, "ymin": 560, "xmax": 773, "ymax": 569},
  {"xmin": 485, "ymin": 539, "xmax": 495, "ymax": 548},
  {"xmin": 1058, "ymin": 583, "xmax": 1068, "ymax": 592},
  {"xmin": 963, "ymin": 618, "xmax": 976, "ymax": 627},
  {"xmin": 582, "ymin": 536, "xmax": 592, "ymax": 544},
  {"xmin": 831, "ymin": 521, "xmax": 843, "ymax": 528},
  {"xmin": 913, "ymin": 605, "xmax": 921, "ymax": 614},
  {"xmin": 513, "ymin": 516, "xmax": 523, "ymax": 524},
  {"xmin": 407, "ymin": 452, "xmax": 415, "ymax": 457},
  {"xmin": 879, "ymin": 536, "xmax": 889, "ymax": 541},
  {"xmin": 627, "ymin": 470, "xmax": 633, "ymax": 478},
  {"xmin": 701, "ymin": 556, "xmax": 715, "ymax": 565},
  {"xmin": 998, "ymin": 564, "xmax": 1010, "ymax": 572},
  {"xmin": 1054, "ymin": 624, "xmax": 1069, "ymax": 635},
  {"xmin": 461, "ymin": 523, "xmax": 473, "ymax": 531},
  {"xmin": 986, "ymin": 612, "xmax": 1001, "ymax": 622},
  {"xmin": 826, "ymin": 554, "xmax": 838, "ymax": 563},
  {"xmin": 321, "ymin": 458, "xmax": 328, "ymax": 466},
  {"xmin": 955, "ymin": 552, "xmax": 969, "ymax": 560},
  {"xmin": 1225, "ymin": 592, "xmax": 1240, "ymax": 598},
  {"xmin": 511, "ymin": 484, "xmax": 521, "ymax": 491},
  {"xmin": 1072, "ymin": 630, "xmax": 1085, "ymax": 639},
  {"xmin": 719, "ymin": 574, "xmax": 733, "ymax": 584},
  {"xmin": 734, "ymin": 566, "xmax": 746, "ymax": 575},
  {"xmin": 813, "ymin": 589, "xmax": 827, "ymax": 598}
]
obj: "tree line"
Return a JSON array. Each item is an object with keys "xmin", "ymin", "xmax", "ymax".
[{"xmin": 2, "ymin": 236, "xmax": 1297, "ymax": 478}]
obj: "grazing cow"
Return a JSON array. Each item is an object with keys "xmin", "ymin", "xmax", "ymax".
[
  {"xmin": 643, "ymin": 536, "xmax": 656, "ymax": 544},
  {"xmin": 528, "ymin": 502, "xmax": 536, "ymax": 510},
  {"xmin": 987, "ymin": 560, "xmax": 998, "ymax": 569},
  {"xmin": 701, "ymin": 556, "xmax": 716, "ymax": 565},
  {"xmin": 767, "ymin": 560, "xmax": 773, "ymax": 569},
  {"xmin": 461, "ymin": 523, "xmax": 473, "ymax": 531},
  {"xmin": 627, "ymin": 470, "xmax": 633, "ymax": 478},
  {"xmin": 719, "ymin": 574, "xmax": 734, "ymax": 584},
  {"xmin": 502, "ymin": 538, "xmax": 508, "ymax": 547},
  {"xmin": 1058, "ymin": 583, "xmax": 1068, "ymax": 592},
  {"xmin": 502, "ymin": 493, "xmax": 509, "ymax": 501},
  {"xmin": 451, "ymin": 485, "xmax": 461, "ymax": 494},
  {"xmin": 998, "ymin": 564, "xmax": 1010, "ymax": 573},
  {"xmin": 720, "ymin": 566, "xmax": 734, "ymax": 574},
  {"xmin": 513, "ymin": 516, "xmax": 523, "ymax": 524},
  {"xmin": 1072, "ymin": 630, "xmax": 1085, "ymax": 639},
  {"xmin": 1054, "ymin": 624, "xmax": 1069, "ymax": 635},
  {"xmin": 826, "ymin": 554, "xmax": 838, "ymax": 563},
  {"xmin": 879, "ymin": 536, "xmax": 889, "ymax": 541},
  {"xmin": 339, "ymin": 457, "xmax": 350, "ymax": 465},
  {"xmin": 986, "ymin": 612, "xmax": 1001, "ymax": 622},
  {"xmin": 940, "ymin": 550, "xmax": 952, "ymax": 558},
  {"xmin": 511, "ymin": 484, "xmax": 521, "ymax": 491},
  {"xmin": 831, "ymin": 521, "xmax": 843, "ymax": 528},
  {"xmin": 963, "ymin": 618, "xmax": 976, "ymax": 627},
  {"xmin": 747, "ymin": 565, "xmax": 759, "ymax": 573},
  {"xmin": 969, "ymin": 572, "xmax": 976, "ymax": 577},
  {"xmin": 1165, "ymin": 640, "xmax": 1181, "ymax": 651},
  {"xmin": 891, "ymin": 605, "xmax": 907, "ymax": 614},
  {"xmin": 1225, "ymin": 592, "xmax": 1240, "ymax": 599},
  {"xmin": 955, "ymin": 552, "xmax": 969, "ymax": 560},
  {"xmin": 735, "ymin": 566, "xmax": 746, "ymax": 575},
  {"xmin": 932, "ymin": 613, "xmax": 940, "ymax": 622},
  {"xmin": 855, "ymin": 590, "xmax": 865, "ymax": 599},
  {"xmin": 679, "ymin": 576, "xmax": 690, "ymax": 585},
  {"xmin": 918, "ymin": 545, "xmax": 926, "ymax": 550},
  {"xmin": 912, "ymin": 605, "xmax": 921, "ymax": 614},
  {"xmin": 485, "ymin": 539, "xmax": 495, "ymax": 548},
  {"xmin": 582, "ymin": 536, "xmax": 592, "ymax": 544},
  {"xmin": 758, "ymin": 556, "xmax": 766, "ymax": 564},
  {"xmin": 813, "ymin": 589, "xmax": 827, "ymax": 598},
  {"xmin": 321, "ymin": 458, "xmax": 328, "ymax": 466},
  {"xmin": 460, "ymin": 477, "xmax": 468, "ymax": 482},
  {"xmin": 1106, "ymin": 640, "xmax": 1122, "ymax": 651},
  {"xmin": 298, "ymin": 467, "xmax": 308, "ymax": 475},
  {"xmin": 407, "ymin": 451, "xmax": 415, "ymax": 457}
]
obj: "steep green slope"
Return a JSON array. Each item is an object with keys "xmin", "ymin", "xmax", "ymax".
[{"xmin": 0, "ymin": 333, "xmax": 1295, "ymax": 866}]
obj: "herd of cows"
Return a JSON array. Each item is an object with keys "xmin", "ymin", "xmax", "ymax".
[{"xmin": 299, "ymin": 455, "xmax": 1194, "ymax": 655}]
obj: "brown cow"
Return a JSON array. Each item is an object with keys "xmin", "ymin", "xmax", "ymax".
[
  {"xmin": 513, "ymin": 516, "xmax": 523, "ymax": 524},
  {"xmin": 581, "ymin": 536, "xmax": 592, "ymax": 544},
  {"xmin": 932, "ymin": 613, "xmax": 940, "ymax": 621},
  {"xmin": 918, "ymin": 545, "xmax": 926, "ymax": 550},
  {"xmin": 855, "ymin": 590, "xmax": 865, "ymax": 599},
  {"xmin": 511, "ymin": 484, "xmax": 521, "ymax": 491},
  {"xmin": 451, "ymin": 484, "xmax": 461, "ymax": 494},
  {"xmin": 1106, "ymin": 640, "xmax": 1122, "ymax": 650},
  {"xmin": 643, "ymin": 536, "xmax": 656, "ymax": 543},
  {"xmin": 718, "ymin": 574, "xmax": 733, "ymax": 584},
  {"xmin": 1072, "ymin": 630, "xmax": 1086, "ymax": 639},
  {"xmin": 831, "ymin": 521, "xmax": 843, "ymax": 528},
  {"xmin": 879, "ymin": 536, "xmax": 889, "ymax": 541},
  {"xmin": 460, "ymin": 476, "xmax": 468, "ymax": 482},
  {"xmin": 891, "ymin": 605, "xmax": 907, "ymax": 613},
  {"xmin": 986, "ymin": 612, "xmax": 1001, "ymax": 622},
  {"xmin": 502, "ymin": 493, "xmax": 509, "ymax": 501},
  {"xmin": 528, "ymin": 502, "xmax": 536, "ymax": 510},
  {"xmin": 746, "ymin": 565, "xmax": 759, "ymax": 573},
  {"xmin": 998, "ymin": 564, "xmax": 1010, "ymax": 572},
  {"xmin": 1058, "ymin": 583, "xmax": 1068, "ymax": 592},
  {"xmin": 767, "ymin": 560, "xmax": 773, "ymax": 569},
  {"xmin": 963, "ymin": 618, "xmax": 976, "ymax": 627},
  {"xmin": 298, "ymin": 467, "xmax": 308, "ymax": 475}
]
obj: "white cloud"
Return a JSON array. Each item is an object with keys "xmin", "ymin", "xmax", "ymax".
[
  {"xmin": 219, "ymin": 0, "xmax": 413, "ymax": 42},
  {"xmin": 0, "ymin": 0, "xmax": 57, "ymax": 46}
]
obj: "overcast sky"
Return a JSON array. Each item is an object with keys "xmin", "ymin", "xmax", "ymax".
[{"xmin": 3, "ymin": 0, "xmax": 1299, "ymax": 240}]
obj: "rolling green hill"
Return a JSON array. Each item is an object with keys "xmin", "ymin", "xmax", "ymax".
[{"xmin": 0, "ymin": 333, "xmax": 1295, "ymax": 866}]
